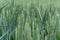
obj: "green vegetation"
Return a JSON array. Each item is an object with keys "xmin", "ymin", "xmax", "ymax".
[{"xmin": 0, "ymin": 0, "xmax": 60, "ymax": 40}]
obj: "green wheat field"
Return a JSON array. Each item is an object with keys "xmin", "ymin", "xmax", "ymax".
[{"xmin": 0, "ymin": 0, "xmax": 60, "ymax": 40}]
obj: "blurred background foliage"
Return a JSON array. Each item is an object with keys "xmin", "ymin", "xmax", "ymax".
[{"xmin": 0, "ymin": 0, "xmax": 60, "ymax": 40}]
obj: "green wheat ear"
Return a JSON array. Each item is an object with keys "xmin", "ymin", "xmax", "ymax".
[{"xmin": 0, "ymin": 0, "xmax": 60, "ymax": 40}]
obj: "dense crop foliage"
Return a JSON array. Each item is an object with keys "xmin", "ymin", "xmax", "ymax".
[{"xmin": 0, "ymin": 0, "xmax": 60, "ymax": 40}]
